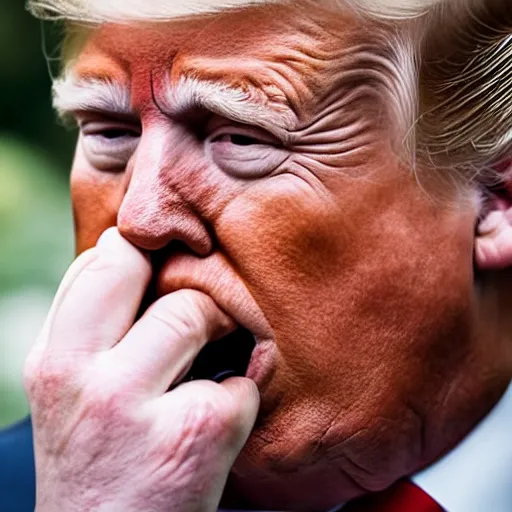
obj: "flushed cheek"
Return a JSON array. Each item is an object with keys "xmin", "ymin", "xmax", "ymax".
[
  {"xmin": 216, "ymin": 173, "xmax": 475, "ymax": 371},
  {"xmin": 71, "ymin": 163, "xmax": 125, "ymax": 254},
  {"xmin": 216, "ymin": 175, "xmax": 476, "ymax": 473},
  {"xmin": 215, "ymin": 176, "xmax": 357, "ymax": 395}
]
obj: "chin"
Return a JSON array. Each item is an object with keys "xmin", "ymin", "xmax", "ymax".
[
  {"xmin": 225, "ymin": 376, "xmax": 434, "ymax": 511},
  {"xmin": 228, "ymin": 445, "xmax": 366, "ymax": 511}
]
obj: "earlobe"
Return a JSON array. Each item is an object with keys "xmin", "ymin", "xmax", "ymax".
[{"xmin": 475, "ymin": 177, "xmax": 512, "ymax": 270}]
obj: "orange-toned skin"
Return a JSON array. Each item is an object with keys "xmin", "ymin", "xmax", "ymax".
[{"xmin": 66, "ymin": 4, "xmax": 512, "ymax": 510}]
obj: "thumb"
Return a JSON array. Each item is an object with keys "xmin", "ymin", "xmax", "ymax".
[
  {"xmin": 159, "ymin": 377, "xmax": 259, "ymax": 511},
  {"xmin": 220, "ymin": 376, "xmax": 260, "ymax": 453}
]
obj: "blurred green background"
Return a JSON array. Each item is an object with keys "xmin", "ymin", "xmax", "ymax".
[{"xmin": 0, "ymin": 0, "xmax": 75, "ymax": 427}]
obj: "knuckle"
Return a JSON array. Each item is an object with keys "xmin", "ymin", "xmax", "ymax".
[
  {"xmin": 69, "ymin": 386, "xmax": 138, "ymax": 437},
  {"xmin": 183, "ymin": 387, "xmax": 242, "ymax": 442},
  {"xmin": 83, "ymin": 369, "xmax": 136, "ymax": 420},
  {"xmin": 83, "ymin": 387, "xmax": 131, "ymax": 424},
  {"xmin": 24, "ymin": 349, "xmax": 138, "ymax": 433},
  {"xmin": 24, "ymin": 354, "xmax": 80, "ymax": 415},
  {"xmin": 182, "ymin": 396, "xmax": 216, "ymax": 437}
]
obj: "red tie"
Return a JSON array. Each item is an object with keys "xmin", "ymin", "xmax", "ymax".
[{"xmin": 342, "ymin": 480, "xmax": 444, "ymax": 512}]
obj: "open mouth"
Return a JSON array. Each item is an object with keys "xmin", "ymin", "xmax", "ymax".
[
  {"xmin": 146, "ymin": 248, "xmax": 262, "ymax": 385},
  {"xmin": 182, "ymin": 327, "xmax": 256, "ymax": 383},
  {"xmin": 140, "ymin": 285, "xmax": 257, "ymax": 386}
]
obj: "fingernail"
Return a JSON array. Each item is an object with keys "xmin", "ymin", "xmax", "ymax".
[
  {"xmin": 96, "ymin": 227, "xmax": 150, "ymax": 262},
  {"xmin": 96, "ymin": 227, "xmax": 121, "ymax": 251}
]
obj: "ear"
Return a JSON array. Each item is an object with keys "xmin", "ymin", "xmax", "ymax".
[
  {"xmin": 475, "ymin": 161, "xmax": 512, "ymax": 270},
  {"xmin": 416, "ymin": 0, "xmax": 512, "ymax": 269}
]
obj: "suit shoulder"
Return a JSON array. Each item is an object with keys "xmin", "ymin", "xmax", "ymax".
[{"xmin": 0, "ymin": 417, "xmax": 36, "ymax": 512}]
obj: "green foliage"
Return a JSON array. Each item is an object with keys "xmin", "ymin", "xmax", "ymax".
[
  {"xmin": 0, "ymin": 137, "xmax": 74, "ymax": 427},
  {"xmin": 0, "ymin": 0, "xmax": 74, "ymax": 171},
  {"xmin": 0, "ymin": 137, "xmax": 73, "ymax": 291},
  {"xmin": 0, "ymin": 0, "xmax": 75, "ymax": 427}
]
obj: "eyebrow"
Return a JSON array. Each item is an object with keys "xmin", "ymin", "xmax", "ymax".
[
  {"xmin": 161, "ymin": 76, "xmax": 296, "ymax": 140},
  {"xmin": 52, "ymin": 74, "xmax": 133, "ymax": 118},
  {"xmin": 52, "ymin": 73, "xmax": 296, "ymax": 140}
]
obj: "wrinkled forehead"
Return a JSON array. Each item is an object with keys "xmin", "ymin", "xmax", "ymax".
[
  {"xmin": 66, "ymin": 3, "xmax": 361, "ymax": 115},
  {"xmin": 74, "ymin": 5, "xmax": 318, "ymax": 67},
  {"xmin": 71, "ymin": 4, "xmax": 358, "ymax": 71}
]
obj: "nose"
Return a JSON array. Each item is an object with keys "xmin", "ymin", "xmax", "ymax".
[{"xmin": 117, "ymin": 126, "xmax": 213, "ymax": 256}]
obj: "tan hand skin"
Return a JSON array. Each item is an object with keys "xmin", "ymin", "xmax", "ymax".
[
  {"xmin": 24, "ymin": 2, "xmax": 512, "ymax": 511},
  {"xmin": 24, "ymin": 228, "xmax": 260, "ymax": 512}
]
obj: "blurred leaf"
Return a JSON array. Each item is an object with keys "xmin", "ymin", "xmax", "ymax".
[
  {"xmin": 0, "ymin": 137, "xmax": 74, "ymax": 426},
  {"xmin": 0, "ymin": 0, "xmax": 76, "ymax": 426},
  {"xmin": 0, "ymin": 136, "xmax": 74, "ymax": 291}
]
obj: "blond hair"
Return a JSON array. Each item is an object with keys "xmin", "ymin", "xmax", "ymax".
[
  {"xmin": 28, "ymin": 0, "xmax": 512, "ymax": 186},
  {"xmin": 28, "ymin": 0, "xmax": 442, "ymax": 23}
]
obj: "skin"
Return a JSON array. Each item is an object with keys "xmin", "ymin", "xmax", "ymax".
[
  {"xmin": 26, "ymin": 232, "xmax": 260, "ymax": 511},
  {"xmin": 26, "ymin": 3, "xmax": 512, "ymax": 511}
]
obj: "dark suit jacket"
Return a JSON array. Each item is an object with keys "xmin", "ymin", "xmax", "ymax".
[{"xmin": 0, "ymin": 418, "xmax": 36, "ymax": 512}]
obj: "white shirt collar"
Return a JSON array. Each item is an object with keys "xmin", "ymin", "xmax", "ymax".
[{"xmin": 412, "ymin": 379, "xmax": 512, "ymax": 512}]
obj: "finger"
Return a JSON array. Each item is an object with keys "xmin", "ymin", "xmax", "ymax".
[
  {"xmin": 160, "ymin": 377, "xmax": 260, "ymax": 459},
  {"xmin": 109, "ymin": 289, "xmax": 236, "ymax": 394},
  {"xmin": 33, "ymin": 249, "xmax": 98, "ymax": 352},
  {"xmin": 218, "ymin": 376, "xmax": 261, "ymax": 451},
  {"xmin": 155, "ymin": 378, "xmax": 260, "ymax": 504},
  {"xmin": 45, "ymin": 227, "xmax": 151, "ymax": 352}
]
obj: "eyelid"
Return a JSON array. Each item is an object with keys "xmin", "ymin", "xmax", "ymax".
[
  {"xmin": 80, "ymin": 120, "xmax": 142, "ymax": 138},
  {"xmin": 76, "ymin": 111, "xmax": 141, "ymax": 132},
  {"xmin": 206, "ymin": 116, "xmax": 283, "ymax": 146},
  {"xmin": 78, "ymin": 115, "xmax": 141, "ymax": 172},
  {"xmin": 208, "ymin": 122, "xmax": 281, "ymax": 146}
]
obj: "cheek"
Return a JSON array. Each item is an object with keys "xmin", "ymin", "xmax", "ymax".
[
  {"xmin": 217, "ymin": 174, "xmax": 477, "ymax": 453},
  {"xmin": 71, "ymin": 164, "xmax": 125, "ymax": 254},
  {"xmin": 216, "ymin": 176, "xmax": 359, "ymax": 395}
]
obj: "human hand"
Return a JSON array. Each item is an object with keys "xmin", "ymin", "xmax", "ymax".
[{"xmin": 23, "ymin": 228, "xmax": 260, "ymax": 512}]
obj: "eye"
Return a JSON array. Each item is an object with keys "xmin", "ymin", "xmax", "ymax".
[
  {"xmin": 211, "ymin": 133, "xmax": 263, "ymax": 146},
  {"xmin": 207, "ymin": 124, "xmax": 289, "ymax": 179},
  {"xmin": 98, "ymin": 127, "xmax": 139, "ymax": 140},
  {"xmin": 80, "ymin": 119, "xmax": 141, "ymax": 171}
]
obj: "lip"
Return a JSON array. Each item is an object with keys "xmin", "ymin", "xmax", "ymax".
[{"xmin": 154, "ymin": 250, "xmax": 277, "ymax": 387}]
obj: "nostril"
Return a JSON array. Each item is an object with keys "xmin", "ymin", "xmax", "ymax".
[
  {"xmin": 118, "ymin": 215, "xmax": 213, "ymax": 255},
  {"xmin": 117, "ymin": 214, "xmax": 170, "ymax": 251},
  {"xmin": 117, "ymin": 194, "xmax": 213, "ymax": 256},
  {"xmin": 121, "ymin": 231, "xmax": 171, "ymax": 252}
]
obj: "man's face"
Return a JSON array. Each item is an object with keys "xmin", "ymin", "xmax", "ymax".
[{"xmin": 63, "ymin": 4, "xmax": 504, "ymax": 508}]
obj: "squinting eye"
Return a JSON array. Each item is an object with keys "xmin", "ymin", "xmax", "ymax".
[
  {"xmin": 99, "ymin": 128, "xmax": 140, "ymax": 140},
  {"xmin": 212, "ymin": 133, "xmax": 263, "ymax": 146},
  {"xmin": 80, "ymin": 120, "xmax": 141, "ymax": 172},
  {"xmin": 207, "ymin": 126, "xmax": 289, "ymax": 179}
]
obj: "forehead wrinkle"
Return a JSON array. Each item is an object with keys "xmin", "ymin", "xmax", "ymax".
[
  {"xmin": 52, "ymin": 72, "xmax": 133, "ymax": 118},
  {"xmin": 161, "ymin": 74, "xmax": 297, "ymax": 141}
]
